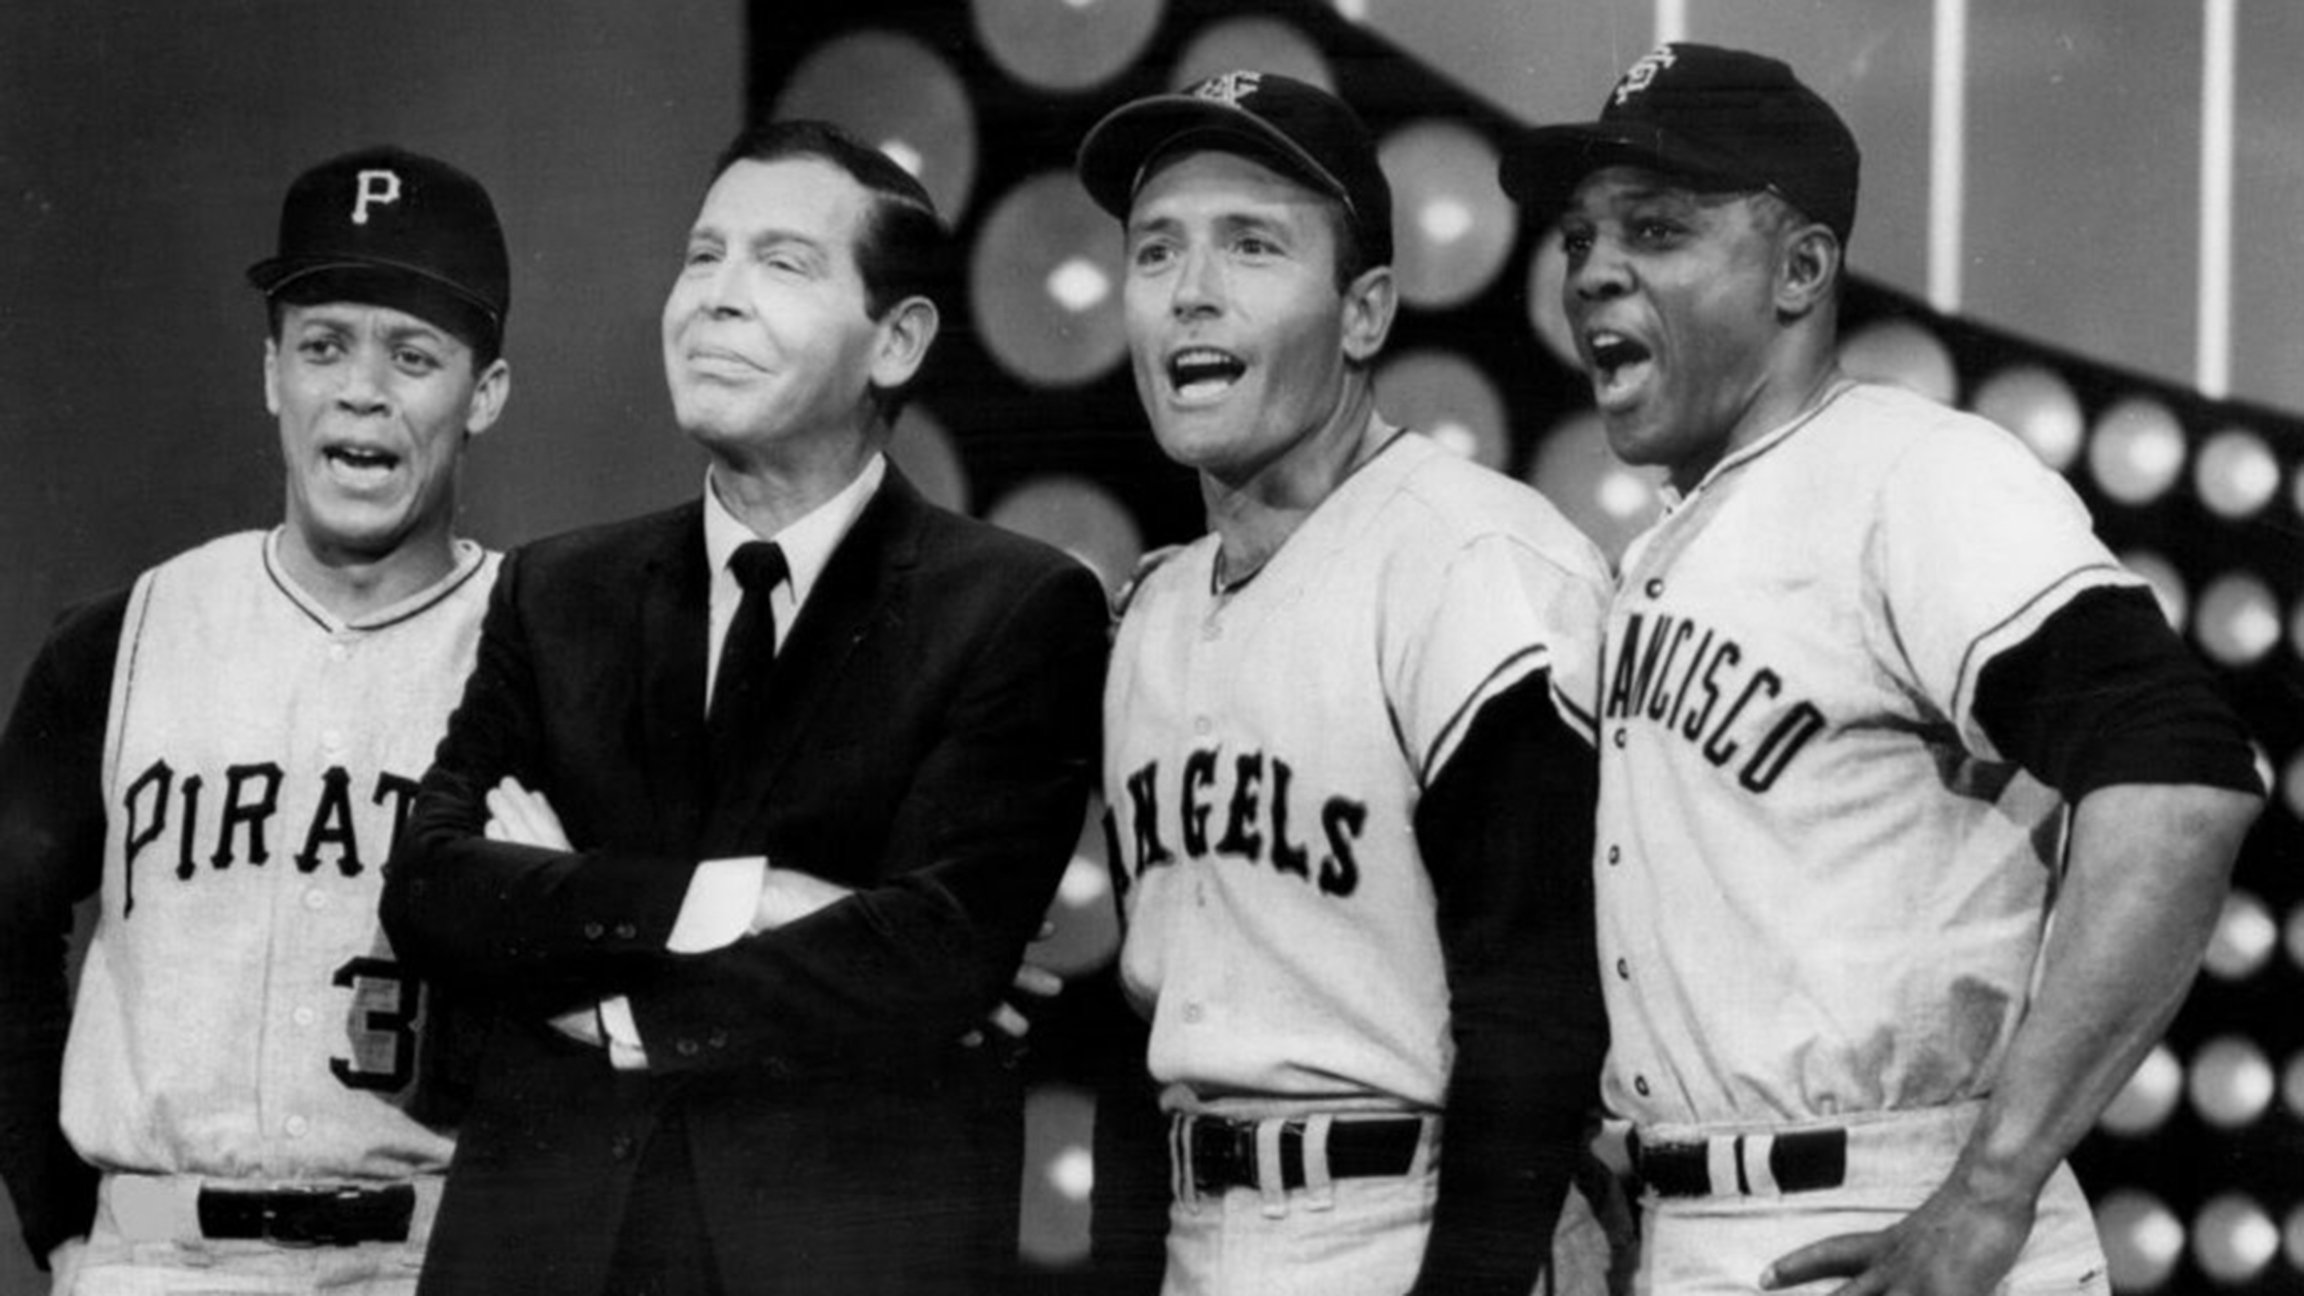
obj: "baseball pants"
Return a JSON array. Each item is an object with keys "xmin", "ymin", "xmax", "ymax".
[
  {"xmin": 1631, "ymin": 1103, "xmax": 2108, "ymax": 1296},
  {"xmin": 57, "ymin": 1174, "xmax": 439, "ymax": 1296},
  {"xmin": 1161, "ymin": 1111, "xmax": 1618, "ymax": 1296}
]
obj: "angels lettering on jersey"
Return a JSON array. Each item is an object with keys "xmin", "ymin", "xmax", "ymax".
[
  {"xmin": 1106, "ymin": 745, "xmax": 1368, "ymax": 905},
  {"xmin": 1605, "ymin": 610, "xmax": 1826, "ymax": 794}
]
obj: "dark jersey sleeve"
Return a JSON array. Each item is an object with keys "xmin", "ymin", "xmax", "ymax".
[
  {"xmin": 0, "ymin": 588, "xmax": 129, "ymax": 1265},
  {"xmin": 1975, "ymin": 585, "xmax": 2261, "ymax": 799},
  {"xmin": 1409, "ymin": 670, "xmax": 1607, "ymax": 1295}
]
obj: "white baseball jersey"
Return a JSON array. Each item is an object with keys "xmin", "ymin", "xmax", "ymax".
[
  {"xmin": 1595, "ymin": 380, "xmax": 2146, "ymax": 1131},
  {"xmin": 61, "ymin": 528, "xmax": 496, "ymax": 1180},
  {"xmin": 1105, "ymin": 433, "xmax": 1609, "ymax": 1109}
]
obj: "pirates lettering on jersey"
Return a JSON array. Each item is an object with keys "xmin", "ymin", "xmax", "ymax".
[
  {"xmin": 1605, "ymin": 610, "xmax": 1827, "ymax": 794},
  {"xmin": 117, "ymin": 757, "xmax": 423, "ymax": 915},
  {"xmin": 1111, "ymin": 746, "xmax": 1366, "ymax": 898}
]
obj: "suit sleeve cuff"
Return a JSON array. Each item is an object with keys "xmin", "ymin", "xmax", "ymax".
[{"xmin": 600, "ymin": 997, "xmax": 649, "ymax": 1070}]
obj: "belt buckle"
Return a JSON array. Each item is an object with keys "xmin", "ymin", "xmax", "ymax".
[
  {"xmin": 1190, "ymin": 1116, "xmax": 1257, "ymax": 1194},
  {"xmin": 263, "ymin": 1185, "xmax": 344, "ymax": 1247}
]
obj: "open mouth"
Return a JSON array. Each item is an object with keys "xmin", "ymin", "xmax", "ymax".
[
  {"xmin": 324, "ymin": 445, "xmax": 400, "ymax": 476},
  {"xmin": 1584, "ymin": 330, "xmax": 1654, "ymax": 406},
  {"xmin": 1167, "ymin": 347, "xmax": 1246, "ymax": 403}
]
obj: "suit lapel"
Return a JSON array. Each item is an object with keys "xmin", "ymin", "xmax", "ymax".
[
  {"xmin": 637, "ymin": 503, "xmax": 713, "ymax": 850},
  {"xmin": 711, "ymin": 470, "xmax": 927, "ymax": 847}
]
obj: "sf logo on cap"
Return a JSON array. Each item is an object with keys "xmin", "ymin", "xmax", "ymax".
[
  {"xmin": 351, "ymin": 169, "xmax": 403, "ymax": 226},
  {"xmin": 1194, "ymin": 70, "xmax": 1263, "ymax": 108},
  {"xmin": 1613, "ymin": 45, "xmax": 1679, "ymax": 106}
]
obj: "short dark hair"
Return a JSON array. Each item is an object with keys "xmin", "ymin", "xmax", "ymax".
[
  {"xmin": 708, "ymin": 120, "xmax": 949, "ymax": 418},
  {"xmin": 711, "ymin": 120, "xmax": 950, "ymax": 323}
]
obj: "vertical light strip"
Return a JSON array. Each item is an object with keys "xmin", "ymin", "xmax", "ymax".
[
  {"xmin": 1928, "ymin": 0, "xmax": 1968, "ymax": 312},
  {"xmin": 1655, "ymin": 0, "xmax": 1687, "ymax": 45},
  {"xmin": 2198, "ymin": 0, "xmax": 2236, "ymax": 397}
]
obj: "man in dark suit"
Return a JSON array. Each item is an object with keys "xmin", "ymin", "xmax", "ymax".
[{"xmin": 379, "ymin": 120, "xmax": 1109, "ymax": 1296}]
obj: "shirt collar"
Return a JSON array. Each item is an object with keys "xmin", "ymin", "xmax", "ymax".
[
  {"xmin": 1655, "ymin": 378, "xmax": 1857, "ymax": 511},
  {"xmin": 702, "ymin": 453, "xmax": 887, "ymax": 609}
]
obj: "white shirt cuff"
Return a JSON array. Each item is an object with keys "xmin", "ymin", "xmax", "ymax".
[
  {"xmin": 600, "ymin": 997, "xmax": 648, "ymax": 1071},
  {"xmin": 667, "ymin": 856, "xmax": 769, "ymax": 953}
]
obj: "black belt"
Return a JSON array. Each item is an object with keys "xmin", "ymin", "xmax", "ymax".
[
  {"xmin": 196, "ymin": 1183, "xmax": 415, "ymax": 1245},
  {"xmin": 1175, "ymin": 1114, "xmax": 1423, "ymax": 1195},
  {"xmin": 1631, "ymin": 1127, "xmax": 1847, "ymax": 1198}
]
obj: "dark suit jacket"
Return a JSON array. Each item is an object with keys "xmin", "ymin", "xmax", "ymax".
[{"xmin": 380, "ymin": 470, "xmax": 1108, "ymax": 1296}]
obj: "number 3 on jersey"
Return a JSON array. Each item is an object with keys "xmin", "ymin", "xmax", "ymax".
[{"xmin": 331, "ymin": 955, "xmax": 419, "ymax": 1092}]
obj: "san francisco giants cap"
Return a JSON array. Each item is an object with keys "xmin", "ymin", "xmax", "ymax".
[
  {"xmin": 248, "ymin": 145, "xmax": 510, "ymax": 354},
  {"xmin": 1077, "ymin": 70, "xmax": 1394, "ymax": 268},
  {"xmin": 1500, "ymin": 43, "xmax": 1860, "ymax": 246}
]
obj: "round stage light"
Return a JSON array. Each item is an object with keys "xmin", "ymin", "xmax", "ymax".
[
  {"xmin": 2194, "ymin": 1194, "xmax": 2279, "ymax": 1284},
  {"xmin": 2119, "ymin": 550, "xmax": 2188, "ymax": 632},
  {"xmin": 986, "ymin": 474, "xmax": 1144, "ymax": 598},
  {"xmin": 1171, "ymin": 17, "xmax": 1333, "ymax": 90},
  {"xmin": 2193, "ymin": 572, "xmax": 2280, "ymax": 667},
  {"xmin": 970, "ymin": 171, "xmax": 1128, "ymax": 388},
  {"xmin": 1525, "ymin": 409, "xmax": 1665, "ymax": 565},
  {"xmin": 1971, "ymin": 365, "xmax": 2084, "ymax": 472},
  {"xmin": 2281, "ymin": 1050, "xmax": 2304, "ymax": 1119},
  {"xmin": 1523, "ymin": 227, "xmax": 1579, "ymax": 372},
  {"xmin": 1374, "ymin": 349, "xmax": 1508, "ymax": 471},
  {"xmin": 1838, "ymin": 319, "xmax": 1956, "ymax": 405},
  {"xmin": 1378, "ymin": 119, "xmax": 1516, "ymax": 310},
  {"xmin": 1019, "ymin": 1083, "xmax": 1097, "ymax": 1267},
  {"xmin": 888, "ymin": 406, "xmax": 971, "ymax": 515},
  {"xmin": 2189, "ymin": 1036, "xmax": 2274, "ymax": 1129},
  {"xmin": 2088, "ymin": 396, "xmax": 2187, "ymax": 506},
  {"xmin": 2096, "ymin": 1190, "xmax": 2183, "ymax": 1293},
  {"xmin": 773, "ymin": 30, "xmax": 980, "ymax": 221},
  {"xmin": 973, "ymin": 0, "xmax": 1163, "ymax": 93},
  {"xmin": 1034, "ymin": 804, "xmax": 1122, "ymax": 977},
  {"xmin": 2099, "ymin": 1044, "xmax": 2181, "ymax": 1137},
  {"xmin": 2203, "ymin": 890, "xmax": 2277, "ymax": 982},
  {"xmin": 2194, "ymin": 428, "xmax": 2279, "ymax": 519}
]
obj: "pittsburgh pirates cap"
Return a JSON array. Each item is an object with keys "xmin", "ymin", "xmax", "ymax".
[
  {"xmin": 248, "ymin": 145, "xmax": 510, "ymax": 354},
  {"xmin": 1499, "ymin": 43, "xmax": 1860, "ymax": 246},
  {"xmin": 1077, "ymin": 69, "xmax": 1394, "ymax": 268}
]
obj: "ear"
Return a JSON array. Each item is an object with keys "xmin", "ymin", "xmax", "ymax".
[
  {"xmin": 1776, "ymin": 224, "xmax": 1841, "ymax": 319},
  {"xmin": 463, "ymin": 357, "xmax": 512, "ymax": 438},
  {"xmin": 1339, "ymin": 264, "xmax": 1397, "ymax": 365},
  {"xmin": 263, "ymin": 337, "xmax": 282, "ymax": 417},
  {"xmin": 869, "ymin": 295, "xmax": 940, "ymax": 393}
]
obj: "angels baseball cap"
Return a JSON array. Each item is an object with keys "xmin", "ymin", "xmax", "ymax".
[
  {"xmin": 1077, "ymin": 69, "xmax": 1394, "ymax": 267},
  {"xmin": 1500, "ymin": 43, "xmax": 1860, "ymax": 246},
  {"xmin": 248, "ymin": 145, "xmax": 510, "ymax": 355}
]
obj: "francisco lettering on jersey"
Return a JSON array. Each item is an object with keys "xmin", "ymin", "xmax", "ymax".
[
  {"xmin": 1105, "ymin": 746, "xmax": 1367, "ymax": 905},
  {"xmin": 116, "ymin": 758, "xmax": 422, "ymax": 915},
  {"xmin": 1605, "ymin": 611, "xmax": 1826, "ymax": 793}
]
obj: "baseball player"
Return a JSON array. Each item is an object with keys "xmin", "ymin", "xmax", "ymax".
[
  {"xmin": 1499, "ymin": 43, "xmax": 2264, "ymax": 1295},
  {"xmin": 1078, "ymin": 71, "xmax": 1615, "ymax": 1295},
  {"xmin": 0, "ymin": 147, "xmax": 512, "ymax": 1294}
]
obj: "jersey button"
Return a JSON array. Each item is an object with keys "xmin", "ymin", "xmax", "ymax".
[
  {"xmin": 328, "ymin": 642, "xmax": 351, "ymax": 663},
  {"xmin": 1634, "ymin": 1075, "xmax": 1651, "ymax": 1097},
  {"xmin": 292, "ymin": 1006, "xmax": 317, "ymax": 1027},
  {"xmin": 1193, "ymin": 716, "xmax": 1212, "ymax": 736},
  {"xmin": 1182, "ymin": 1002, "xmax": 1204, "ymax": 1024},
  {"xmin": 676, "ymin": 1038, "xmax": 701, "ymax": 1058},
  {"xmin": 301, "ymin": 889, "xmax": 327, "ymax": 911},
  {"xmin": 583, "ymin": 921, "xmax": 606, "ymax": 941},
  {"xmin": 1606, "ymin": 845, "xmax": 1621, "ymax": 865},
  {"xmin": 614, "ymin": 922, "xmax": 638, "ymax": 940},
  {"xmin": 1644, "ymin": 578, "xmax": 1665, "ymax": 599},
  {"xmin": 1615, "ymin": 957, "xmax": 1630, "ymax": 980},
  {"xmin": 284, "ymin": 1115, "xmax": 310, "ymax": 1138}
]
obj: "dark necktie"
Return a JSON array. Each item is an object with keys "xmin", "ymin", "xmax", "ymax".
[{"xmin": 709, "ymin": 540, "xmax": 787, "ymax": 765}]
